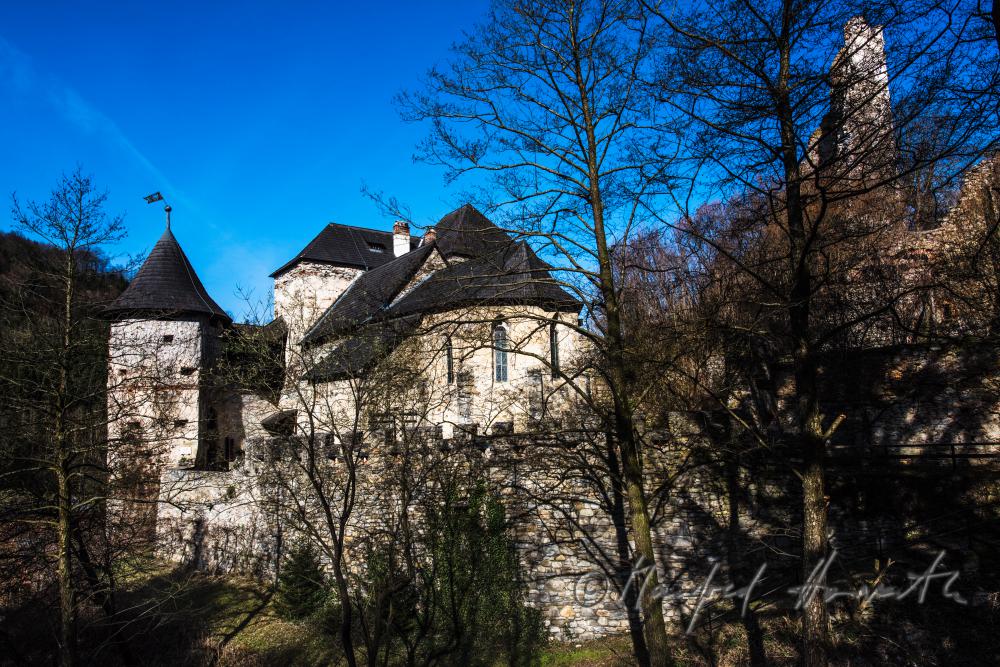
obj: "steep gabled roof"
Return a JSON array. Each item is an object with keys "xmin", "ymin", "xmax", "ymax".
[
  {"xmin": 304, "ymin": 242, "xmax": 580, "ymax": 380},
  {"xmin": 105, "ymin": 227, "xmax": 230, "ymax": 323},
  {"xmin": 301, "ymin": 243, "xmax": 435, "ymax": 344},
  {"xmin": 305, "ymin": 315, "xmax": 422, "ymax": 382},
  {"xmin": 302, "ymin": 206, "xmax": 581, "ymax": 340},
  {"xmin": 434, "ymin": 204, "xmax": 514, "ymax": 259},
  {"xmin": 389, "ymin": 241, "xmax": 580, "ymax": 317},
  {"xmin": 271, "ymin": 223, "xmax": 422, "ymax": 277},
  {"xmin": 300, "ymin": 206, "xmax": 581, "ymax": 378}
]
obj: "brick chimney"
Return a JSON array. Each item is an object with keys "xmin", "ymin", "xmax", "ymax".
[
  {"xmin": 421, "ymin": 227, "xmax": 437, "ymax": 245},
  {"xmin": 393, "ymin": 220, "xmax": 410, "ymax": 257}
]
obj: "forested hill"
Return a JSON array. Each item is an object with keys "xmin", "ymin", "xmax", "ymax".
[
  {"xmin": 0, "ymin": 230, "xmax": 128, "ymax": 312},
  {"xmin": 0, "ymin": 231, "xmax": 129, "ymax": 615}
]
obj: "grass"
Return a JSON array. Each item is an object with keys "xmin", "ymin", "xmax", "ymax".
[
  {"xmin": 119, "ymin": 567, "xmax": 340, "ymax": 666},
  {"xmin": 4, "ymin": 564, "xmax": 998, "ymax": 665},
  {"xmin": 539, "ymin": 637, "xmax": 634, "ymax": 666}
]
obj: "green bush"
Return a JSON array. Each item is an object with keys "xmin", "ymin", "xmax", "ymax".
[
  {"xmin": 424, "ymin": 483, "xmax": 546, "ymax": 665},
  {"xmin": 274, "ymin": 541, "xmax": 330, "ymax": 621},
  {"xmin": 359, "ymin": 482, "xmax": 545, "ymax": 666}
]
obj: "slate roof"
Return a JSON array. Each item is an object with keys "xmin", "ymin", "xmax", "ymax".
[
  {"xmin": 271, "ymin": 223, "xmax": 423, "ymax": 277},
  {"xmin": 302, "ymin": 243, "xmax": 434, "ymax": 343},
  {"xmin": 105, "ymin": 227, "xmax": 230, "ymax": 323},
  {"xmin": 261, "ymin": 409, "xmax": 297, "ymax": 436},
  {"xmin": 389, "ymin": 241, "xmax": 579, "ymax": 318},
  {"xmin": 299, "ymin": 204, "xmax": 581, "ymax": 378},
  {"xmin": 305, "ymin": 316, "xmax": 422, "ymax": 382},
  {"xmin": 433, "ymin": 204, "xmax": 515, "ymax": 259},
  {"xmin": 231, "ymin": 316, "xmax": 288, "ymax": 344}
]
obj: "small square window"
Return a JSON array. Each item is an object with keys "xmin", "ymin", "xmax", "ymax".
[
  {"xmin": 173, "ymin": 419, "xmax": 188, "ymax": 428},
  {"xmin": 162, "ymin": 335, "xmax": 174, "ymax": 343},
  {"xmin": 492, "ymin": 421, "xmax": 513, "ymax": 436},
  {"xmin": 367, "ymin": 242, "xmax": 386, "ymax": 253},
  {"xmin": 180, "ymin": 367, "xmax": 196, "ymax": 376}
]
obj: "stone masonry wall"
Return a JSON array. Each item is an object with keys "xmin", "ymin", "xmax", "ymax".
[
  {"xmin": 154, "ymin": 343, "xmax": 1000, "ymax": 641},
  {"xmin": 108, "ymin": 318, "xmax": 206, "ymax": 466}
]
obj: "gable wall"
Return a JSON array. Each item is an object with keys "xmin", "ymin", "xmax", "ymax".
[{"xmin": 274, "ymin": 261, "xmax": 363, "ymax": 367}]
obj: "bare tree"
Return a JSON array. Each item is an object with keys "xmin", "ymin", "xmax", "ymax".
[
  {"xmin": 647, "ymin": 1, "xmax": 999, "ymax": 663},
  {"xmin": 396, "ymin": 1, "xmax": 685, "ymax": 662},
  {"xmin": 3, "ymin": 169, "xmax": 126, "ymax": 667}
]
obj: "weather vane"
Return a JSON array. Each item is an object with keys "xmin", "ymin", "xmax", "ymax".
[{"xmin": 144, "ymin": 191, "xmax": 171, "ymax": 229}]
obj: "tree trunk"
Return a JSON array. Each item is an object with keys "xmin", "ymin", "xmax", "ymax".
[
  {"xmin": 800, "ymin": 425, "xmax": 829, "ymax": 667},
  {"xmin": 607, "ymin": 433, "xmax": 652, "ymax": 667},
  {"xmin": 593, "ymin": 203, "xmax": 673, "ymax": 665},
  {"xmin": 620, "ymin": 435, "xmax": 672, "ymax": 666},
  {"xmin": 776, "ymin": 8, "xmax": 829, "ymax": 660},
  {"xmin": 577, "ymin": 40, "xmax": 672, "ymax": 659},
  {"xmin": 724, "ymin": 446, "xmax": 767, "ymax": 667},
  {"xmin": 57, "ymin": 460, "xmax": 77, "ymax": 667},
  {"xmin": 56, "ymin": 250, "xmax": 77, "ymax": 667},
  {"xmin": 790, "ymin": 321, "xmax": 829, "ymax": 667},
  {"xmin": 333, "ymin": 554, "xmax": 358, "ymax": 667}
]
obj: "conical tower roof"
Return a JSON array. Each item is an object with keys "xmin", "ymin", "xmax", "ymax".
[{"xmin": 106, "ymin": 225, "xmax": 230, "ymax": 323}]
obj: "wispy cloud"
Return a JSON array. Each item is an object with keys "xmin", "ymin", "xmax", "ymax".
[{"xmin": 0, "ymin": 34, "xmax": 200, "ymax": 216}]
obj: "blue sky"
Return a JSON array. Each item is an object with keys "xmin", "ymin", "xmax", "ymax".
[{"xmin": 0, "ymin": 1, "xmax": 489, "ymax": 319}]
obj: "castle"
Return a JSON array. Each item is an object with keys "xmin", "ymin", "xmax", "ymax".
[
  {"xmin": 103, "ymin": 18, "xmax": 1000, "ymax": 641},
  {"xmin": 106, "ymin": 203, "xmax": 584, "ymax": 472},
  {"xmin": 104, "ymin": 203, "xmax": 621, "ymax": 638}
]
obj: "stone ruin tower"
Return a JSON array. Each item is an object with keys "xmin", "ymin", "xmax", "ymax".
[
  {"xmin": 814, "ymin": 17, "xmax": 896, "ymax": 184},
  {"xmin": 105, "ymin": 206, "xmax": 233, "ymax": 470}
]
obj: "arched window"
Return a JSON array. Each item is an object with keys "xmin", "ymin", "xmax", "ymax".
[
  {"xmin": 445, "ymin": 337, "xmax": 455, "ymax": 384},
  {"xmin": 493, "ymin": 323, "xmax": 508, "ymax": 382}
]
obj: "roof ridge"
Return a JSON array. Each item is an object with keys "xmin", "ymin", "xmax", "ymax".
[
  {"xmin": 322, "ymin": 220, "xmax": 425, "ymax": 236},
  {"xmin": 270, "ymin": 219, "xmax": 424, "ymax": 277}
]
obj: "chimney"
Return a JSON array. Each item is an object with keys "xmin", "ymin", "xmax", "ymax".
[
  {"xmin": 393, "ymin": 220, "xmax": 410, "ymax": 257},
  {"xmin": 421, "ymin": 227, "xmax": 437, "ymax": 245}
]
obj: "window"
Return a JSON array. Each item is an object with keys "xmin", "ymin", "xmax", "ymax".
[
  {"xmin": 367, "ymin": 242, "xmax": 386, "ymax": 253},
  {"xmin": 173, "ymin": 419, "xmax": 188, "ymax": 428},
  {"xmin": 528, "ymin": 369, "xmax": 544, "ymax": 421},
  {"xmin": 400, "ymin": 412, "xmax": 420, "ymax": 436},
  {"xmin": 445, "ymin": 337, "xmax": 455, "ymax": 384},
  {"xmin": 549, "ymin": 323, "xmax": 559, "ymax": 378},
  {"xmin": 162, "ymin": 335, "xmax": 174, "ymax": 343},
  {"xmin": 180, "ymin": 366, "xmax": 196, "ymax": 376},
  {"xmin": 493, "ymin": 323, "xmax": 508, "ymax": 382},
  {"xmin": 492, "ymin": 421, "xmax": 513, "ymax": 436}
]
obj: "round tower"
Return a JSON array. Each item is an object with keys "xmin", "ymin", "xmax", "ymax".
[{"xmin": 105, "ymin": 206, "xmax": 231, "ymax": 468}]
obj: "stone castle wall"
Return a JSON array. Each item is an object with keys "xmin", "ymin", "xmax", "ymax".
[
  {"xmin": 108, "ymin": 317, "xmax": 208, "ymax": 466},
  {"xmin": 274, "ymin": 261, "xmax": 362, "ymax": 368},
  {"xmin": 150, "ymin": 343, "xmax": 1000, "ymax": 640}
]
